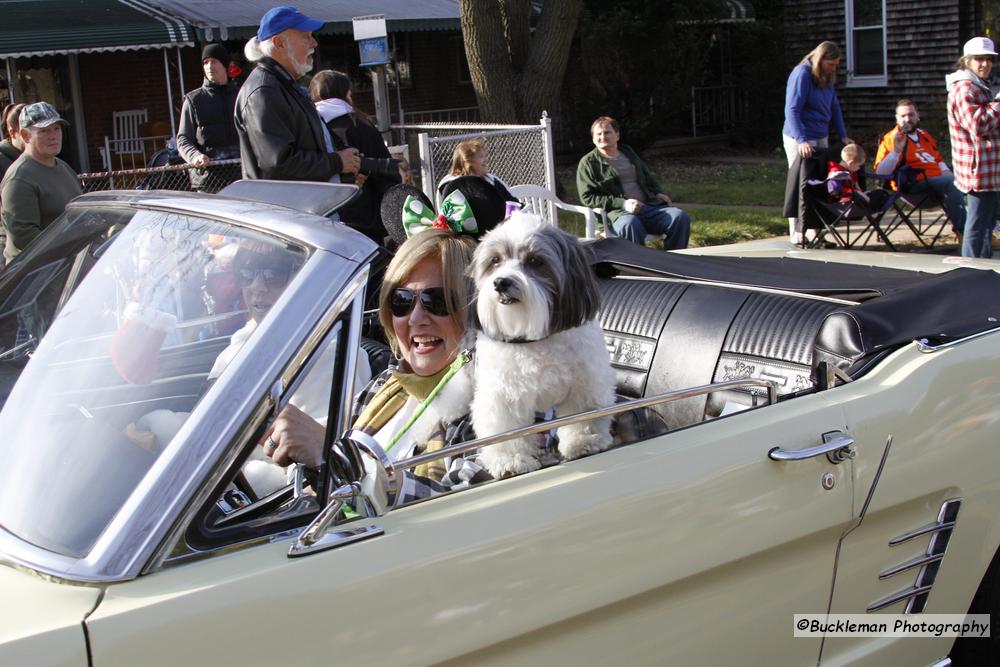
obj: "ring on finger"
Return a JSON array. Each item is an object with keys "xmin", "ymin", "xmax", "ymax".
[{"xmin": 266, "ymin": 435, "xmax": 278, "ymax": 451}]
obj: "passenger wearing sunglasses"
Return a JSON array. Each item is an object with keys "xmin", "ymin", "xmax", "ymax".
[{"xmin": 266, "ymin": 227, "xmax": 492, "ymax": 503}]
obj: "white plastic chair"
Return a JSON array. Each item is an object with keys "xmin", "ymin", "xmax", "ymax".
[
  {"xmin": 509, "ymin": 184, "xmax": 599, "ymax": 239},
  {"xmin": 112, "ymin": 109, "xmax": 148, "ymax": 154}
]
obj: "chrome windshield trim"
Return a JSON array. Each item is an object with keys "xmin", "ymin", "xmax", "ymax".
[
  {"xmin": 395, "ymin": 378, "xmax": 779, "ymax": 472},
  {"xmin": 66, "ymin": 197, "xmax": 377, "ymax": 264}
]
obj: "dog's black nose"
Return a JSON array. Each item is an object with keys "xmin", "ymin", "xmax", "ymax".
[{"xmin": 494, "ymin": 276, "xmax": 513, "ymax": 293}]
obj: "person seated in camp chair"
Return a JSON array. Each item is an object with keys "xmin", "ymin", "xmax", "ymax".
[
  {"xmin": 874, "ymin": 99, "xmax": 966, "ymax": 238},
  {"xmin": 827, "ymin": 144, "xmax": 888, "ymax": 210}
]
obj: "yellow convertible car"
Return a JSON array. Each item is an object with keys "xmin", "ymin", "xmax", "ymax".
[{"xmin": 0, "ymin": 182, "xmax": 997, "ymax": 666}]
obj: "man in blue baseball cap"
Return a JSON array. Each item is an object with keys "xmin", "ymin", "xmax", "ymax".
[{"xmin": 235, "ymin": 6, "xmax": 360, "ymax": 182}]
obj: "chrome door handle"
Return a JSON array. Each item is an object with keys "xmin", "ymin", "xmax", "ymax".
[{"xmin": 769, "ymin": 434, "xmax": 856, "ymax": 464}]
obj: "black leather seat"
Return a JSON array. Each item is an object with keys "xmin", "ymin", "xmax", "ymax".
[{"xmin": 598, "ymin": 277, "xmax": 841, "ymax": 427}]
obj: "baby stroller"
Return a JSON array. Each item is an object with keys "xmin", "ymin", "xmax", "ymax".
[{"xmin": 142, "ymin": 139, "xmax": 187, "ymax": 191}]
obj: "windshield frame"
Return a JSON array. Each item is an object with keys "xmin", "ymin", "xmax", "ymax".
[{"xmin": 0, "ymin": 196, "xmax": 376, "ymax": 584}]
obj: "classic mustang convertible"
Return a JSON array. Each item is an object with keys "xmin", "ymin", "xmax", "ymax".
[{"xmin": 1, "ymin": 183, "xmax": 998, "ymax": 666}]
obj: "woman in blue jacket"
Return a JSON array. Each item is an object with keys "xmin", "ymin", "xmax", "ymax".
[{"xmin": 783, "ymin": 41, "xmax": 854, "ymax": 242}]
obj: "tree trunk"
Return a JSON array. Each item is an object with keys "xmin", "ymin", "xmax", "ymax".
[
  {"xmin": 460, "ymin": 0, "xmax": 518, "ymax": 122},
  {"xmin": 460, "ymin": 0, "xmax": 583, "ymax": 124},
  {"xmin": 520, "ymin": 0, "xmax": 583, "ymax": 121}
]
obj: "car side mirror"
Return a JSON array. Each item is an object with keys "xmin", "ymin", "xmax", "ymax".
[
  {"xmin": 344, "ymin": 429, "xmax": 397, "ymax": 517},
  {"xmin": 286, "ymin": 429, "xmax": 395, "ymax": 559}
]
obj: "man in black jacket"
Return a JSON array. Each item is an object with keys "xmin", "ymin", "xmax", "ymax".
[
  {"xmin": 177, "ymin": 44, "xmax": 241, "ymax": 191},
  {"xmin": 235, "ymin": 6, "xmax": 359, "ymax": 182}
]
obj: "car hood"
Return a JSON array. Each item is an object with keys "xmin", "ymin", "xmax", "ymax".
[{"xmin": 0, "ymin": 563, "xmax": 101, "ymax": 660}]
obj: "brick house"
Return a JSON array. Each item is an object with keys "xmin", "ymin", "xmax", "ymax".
[
  {"xmin": 1, "ymin": 0, "xmax": 475, "ymax": 173},
  {"xmin": 784, "ymin": 0, "xmax": 984, "ymax": 149}
]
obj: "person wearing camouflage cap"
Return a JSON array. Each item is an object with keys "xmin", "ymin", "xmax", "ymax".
[{"xmin": 0, "ymin": 101, "xmax": 81, "ymax": 262}]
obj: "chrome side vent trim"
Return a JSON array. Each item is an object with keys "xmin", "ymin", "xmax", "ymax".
[
  {"xmin": 868, "ymin": 498, "xmax": 961, "ymax": 614},
  {"xmin": 868, "ymin": 584, "xmax": 934, "ymax": 612}
]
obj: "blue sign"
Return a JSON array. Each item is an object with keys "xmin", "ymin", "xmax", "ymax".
[{"xmin": 358, "ymin": 37, "xmax": 390, "ymax": 67}]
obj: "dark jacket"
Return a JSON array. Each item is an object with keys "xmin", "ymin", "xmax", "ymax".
[
  {"xmin": 234, "ymin": 57, "xmax": 343, "ymax": 181},
  {"xmin": 437, "ymin": 174, "xmax": 516, "ymax": 235},
  {"xmin": 782, "ymin": 148, "xmax": 834, "ymax": 231},
  {"xmin": 324, "ymin": 112, "xmax": 400, "ymax": 242},
  {"xmin": 575, "ymin": 144, "xmax": 663, "ymax": 222},
  {"xmin": 177, "ymin": 79, "xmax": 240, "ymax": 190},
  {"xmin": 0, "ymin": 139, "xmax": 22, "ymax": 259},
  {"xmin": 0, "ymin": 140, "xmax": 20, "ymax": 180}
]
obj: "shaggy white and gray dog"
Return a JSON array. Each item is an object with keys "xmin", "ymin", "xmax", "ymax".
[{"xmin": 469, "ymin": 212, "xmax": 615, "ymax": 477}]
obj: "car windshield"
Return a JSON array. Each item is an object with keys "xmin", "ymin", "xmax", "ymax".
[{"xmin": 0, "ymin": 209, "xmax": 308, "ymax": 558}]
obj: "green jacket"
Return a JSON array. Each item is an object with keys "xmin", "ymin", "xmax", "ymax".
[{"xmin": 575, "ymin": 144, "xmax": 663, "ymax": 222}]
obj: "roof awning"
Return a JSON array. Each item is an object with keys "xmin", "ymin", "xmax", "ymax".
[
  {"xmin": 148, "ymin": 0, "xmax": 460, "ymax": 42},
  {"xmin": 0, "ymin": 0, "xmax": 193, "ymax": 58}
]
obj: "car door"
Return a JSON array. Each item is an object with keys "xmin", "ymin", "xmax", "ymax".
[
  {"xmin": 87, "ymin": 385, "xmax": 855, "ymax": 665},
  {"xmin": 819, "ymin": 335, "xmax": 1000, "ymax": 666}
]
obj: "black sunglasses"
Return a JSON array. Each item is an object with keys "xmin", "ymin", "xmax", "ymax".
[
  {"xmin": 236, "ymin": 266, "xmax": 292, "ymax": 289},
  {"xmin": 389, "ymin": 287, "xmax": 451, "ymax": 317}
]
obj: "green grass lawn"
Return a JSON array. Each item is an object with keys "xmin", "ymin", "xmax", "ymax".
[{"xmin": 555, "ymin": 153, "xmax": 789, "ymax": 246}]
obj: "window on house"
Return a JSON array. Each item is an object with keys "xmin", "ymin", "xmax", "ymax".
[{"xmin": 845, "ymin": 0, "xmax": 887, "ymax": 86}]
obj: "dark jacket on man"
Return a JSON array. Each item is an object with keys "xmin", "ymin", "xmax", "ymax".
[
  {"xmin": 235, "ymin": 57, "xmax": 344, "ymax": 181},
  {"xmin": 576, "ymin": 143, "xmax": 664, "ymax": 222},
  {"xmin": 177, "ymin": 79, "xmax": 240, "ymax": 190}
]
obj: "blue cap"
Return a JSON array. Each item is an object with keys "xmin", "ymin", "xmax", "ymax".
[{"xmin": 257, "ymin": 6, "xmax": 325, "ymax": 41}]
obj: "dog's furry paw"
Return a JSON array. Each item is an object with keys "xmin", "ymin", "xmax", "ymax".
[
  {"xmin": 479, "ymin": 443, "xmax": 542, "ymax": 479},
  {"xmin": 557, "ymin": 427, "xmax": 613, "ymax": 461}
]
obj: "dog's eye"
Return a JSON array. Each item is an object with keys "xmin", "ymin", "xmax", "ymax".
[
  {"xmin": 525, "ymin": 255, "xmax": 543, "ymax": 267},
  {"xmin": 489, "ymin": 255, "xmax": 501, "ymax": 266}
]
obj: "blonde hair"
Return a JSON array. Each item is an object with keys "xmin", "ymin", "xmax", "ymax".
[
  {"xmin": 378, "ymin": 228, "xmax": 476, "ymax": 358},
  {"xmin": 802, "ymin": 41, "xmax": 841, "ymax": 87},
  {"xmin": 841, "ymin": 143, "xmax": 866, "ymax": 163},
  {"xmin": 448, "ymin": 139, "xmax": 485, "ymax": 177}
]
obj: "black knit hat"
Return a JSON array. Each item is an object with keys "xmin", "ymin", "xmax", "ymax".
[{"xmin": 201, "ymin": 43, "xmax": 229, "ymax": 64}]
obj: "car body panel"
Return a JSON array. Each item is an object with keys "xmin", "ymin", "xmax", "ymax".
[
  {"xmin": 817, "ymin": 336, "xmax": 1000, "ymax": 664},
  {"xmin": 0, "ymin": 565, "xmax": 98, "ymax": 666},
  {"xmin": 88, "ymin": 394, "xmax": 850, "ymax": 665}
]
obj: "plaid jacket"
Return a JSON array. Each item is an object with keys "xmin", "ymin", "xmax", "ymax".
[
  {"xmin": 351, "ymin": 368, "xmax": 491, "ymax": 506},
  {"xmin": 947, "ymin": 71, "xmax": 1000, "ymax": 193}
]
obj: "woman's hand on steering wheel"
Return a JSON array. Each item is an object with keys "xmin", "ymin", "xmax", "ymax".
[{"xmin": 263, "ymin": 403, "xmax": 325, "ymax": 469}]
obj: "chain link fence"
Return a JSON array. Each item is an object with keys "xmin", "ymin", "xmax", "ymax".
[
  {"xmin": 391, "ymin": 115, "xmax": 556, "ymax": 208},
  {"xmin": 78, "ymin": 159, "xmax": 242, "ymax": 195}
]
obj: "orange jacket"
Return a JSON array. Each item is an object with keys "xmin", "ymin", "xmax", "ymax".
[{"xmin": 874, "ymin": 127, "xmax": 946, "ymax": 189}]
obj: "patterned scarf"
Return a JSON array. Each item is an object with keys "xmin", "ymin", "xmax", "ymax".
[{"xmin": 353, "ymin": 366, "xmax": 453, "ymax": 480}]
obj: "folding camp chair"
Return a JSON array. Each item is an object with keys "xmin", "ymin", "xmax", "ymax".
[
  {"xmin": 879, "ymin": 165, "xmax": 955, "ymax": 249},
  {"xmin": 800, "ymin": 154, "xmax": 898, "ymax": 250}
]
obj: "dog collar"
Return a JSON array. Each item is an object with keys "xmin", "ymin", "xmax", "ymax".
[{"xmin": 483, "ymin": 333, "xmax": 541, "ymax": 344}]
